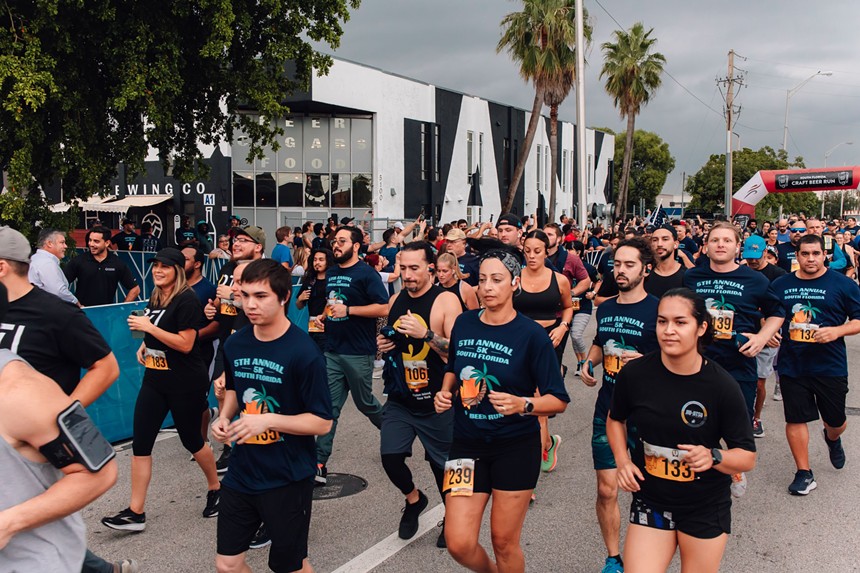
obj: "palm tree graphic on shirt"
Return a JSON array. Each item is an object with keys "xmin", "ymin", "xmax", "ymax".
[
  {"xmin": 459, "ymin": 364, "xmax": 499, "ymax": 409},
  {"xmin": 242, "ymin": 386, "xmax": 282, "ymax": 444},
  {"xmin": 791, "ymin": 302, "xmax": 820, "ymax": 325}
]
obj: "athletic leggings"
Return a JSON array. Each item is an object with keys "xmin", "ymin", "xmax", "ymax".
[
  {"xmin": 381, "ymin": 453, "xmax": 445, "ymax": 500},
  {"xmin": 569, "ymin": 312, "xmax": 592, "ymax": 354},
  {"xmin": 132, "ymin": 382, "xmax": 208, "ymax": 456}
]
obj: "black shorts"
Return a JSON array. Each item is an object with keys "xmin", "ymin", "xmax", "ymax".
[
  {"xmin": 629, "ymin": 495, "xmax": 731, "ymax": 539},
  {"xmin": 217, "ymin": 480, "xmax": 314, "ymax": 573},
  {"xmin": 780, "ymin": 374, "xmax": 848, "ymax": 427},
  {"xmin": 447, "ymin": 432, "xmax": 541, "ymax": 494}
]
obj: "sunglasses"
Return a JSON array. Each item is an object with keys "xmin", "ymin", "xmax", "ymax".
[{"xmin": 789, "ymin": 228, "xmax": 807, "ymax": 233}]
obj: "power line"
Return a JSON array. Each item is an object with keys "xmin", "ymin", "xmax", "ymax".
[{"xmin": 734, "ymin": 53, "xmax": 857, "ymax": 76}]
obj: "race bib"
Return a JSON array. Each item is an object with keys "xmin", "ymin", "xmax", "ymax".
[
  {"xmin": 789, "ymin": 322, "xmax": 819, "ymax": 343},
  {"xmin": 220, "ymin": 299, "xmax": 237, "ymax": 316},
  {"xmin": 571, "ymin": 297, "xmax": 581, "ymax": 311},
  {"xmin": 603, "ymin": 352, "xmax": 623, "ymax": 376},
  {"xmin": 242, "ymin": 412, "xmax": 281, "ymax": 445},
  {"xmin": 308, "ymin": 318, "xmax": 324, "ymax": 333},
  {"xmin": 708, "ymin": 308, "xmax": 734, "ymax": 340},
  {"xmin": 643, "ymin": 441, "xmax": 694, "ymax": 482},
  {"xmin": 790, "ymin": 259, "xmax": 800, "ymax": 273},
  {"xmin": 144, "ymin": 349, "xmax": 168, "ymax": 370},
  {"xmin": 443, "ymin": 458, "xmax": 475, "ymax": 497},
  {"xmin": 404, "ymin": 360, "xmax": 429, "ymax": 391}
]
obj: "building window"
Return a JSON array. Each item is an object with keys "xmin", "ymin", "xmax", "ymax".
[
  {"xmin": 478, "ymin": 132, "xmax": 484, "ymax": 184},
  {"xmin": 466, "ymin": 131, "xmax": 473, "ymax": 183},
  {"xmin": 420, "ymin": 124, "xmax": 427, "ymax": 181},
  {"xmin": 536, "ymin": 145, "xmax": 542, "ymax": 193},
  {"xmin": 434, "ymin": 125, "xmax": 441, "ymax": 182}
]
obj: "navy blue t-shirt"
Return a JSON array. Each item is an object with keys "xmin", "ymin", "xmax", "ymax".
[
  {"xmin": 458, "ymin": 252, "xmax": 480, "ymax": 287},
  {"xmin": 324, "ymin": 261, "xmax": 390, "ymax": 355},
  {"xmin": 446, "ymin": 311, "xmax": 570, "ymax": 442},
  {"xmin": 575, "ymin": 262, "xmax": 598, "ymax": 316},
  {"xmin": 190, "ymin": 277, "xmax": 217, "ymax": 310},
  {"xmin": 771, "ymin": 269, "xmax": 860, "ymax": 377},
  {"xmin": 591, "ymin": 295, "xmax": 659, "ymax": 418},
  {"xmin": 684, "ymin": 264, "xmax": 785, "ymax": 382},
  {"xmin": 222, "ymin": 324, "xmax": 332, "ymax": 494},
  {"xmin": 776, "ymin": 242, "xmax": 799, "ymax": 273}
]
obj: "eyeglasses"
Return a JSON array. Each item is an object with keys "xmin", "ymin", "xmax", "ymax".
[
  {"xmin": 332, "ymin": 238, "xmax": 352, "ymax": 246},
  {"xmin": 233, "ymin": 238, "xmax": 256, "ymax": 245},
  {"xmin": 789, "ymin": 228, "xmax": 807, "ymax": 233}
]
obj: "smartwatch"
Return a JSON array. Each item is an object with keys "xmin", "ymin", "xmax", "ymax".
[
  {"xmin": 710, "ymin": 448, "xmax": 723, "ymax": 467},
  {"xmin": 424, "ymin": 329, "xmax": 435, "ymax": 342},
  {"xmin": 521, "ymin": 398, "xmax": 535, "ymax": 415}
]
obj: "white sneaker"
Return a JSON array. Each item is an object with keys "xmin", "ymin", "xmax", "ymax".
[
  {"xmin": 730, "ymin": 472, "xmax": 747, "ymax": 498},
  {"xmin": 773, "ymin": 382, "xmax": 783, "ymax": 401}
]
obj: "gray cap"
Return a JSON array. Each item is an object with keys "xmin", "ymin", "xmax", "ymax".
[{"xmin": 0, "ymin": 226, "xmax": 31, "ymax": 263}]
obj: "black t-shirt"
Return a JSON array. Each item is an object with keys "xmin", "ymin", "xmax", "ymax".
[
  {"xmin": 132, "ymin": 233, "xmax": 163, "ymax": 252},
  {"xmin": 645, "ymin": 265, "xmax": 686, "ymax": 299},
  {"xmin": 175, "ymin": 227, "xmax": 199, "ymax": 246},
  {"xmin": 0, "ymin": 287, "xmax": 111, "ymax": 394},
  {"xmin": 64, "ymin": 251, "xmax": 139, "ymax": 306},
  {"xmin": 303, "ymin": 275, "xmax": 328, "ymax": 317},
  {"xmin": 446, "ymin": 311, "xmax": 570, "ymax": 442},
  {"xmin": 458, "ymin": 252, "xmax": 480, "ymax": 287},
  {"xmin": 757, "ymin": 263, "xmax": 786, "ymax": 283},
  {"xmin": 595, "ymin": 249, "xmax": 618, "ymax": 298},
  {"xmin": 111, "ymin": 231, "xmax": 139, "ymax": 251},
  {"xmin": 222, "ymin": 324, "xmax": 332, "ymax": 494},
  {"xmin": 215, "ymin": 261, "xmax": 239, "ymax": 340},
  {"xmin": 610, "ymin": 352, "xmax": 755, "ymax": 511},
  {"xmin": 142, "ymin": 289, "xmax": 208, "ymax": 392},
  {"xmin": 324, "ymin": 261, "xmax": 390, "ymax": 355}
]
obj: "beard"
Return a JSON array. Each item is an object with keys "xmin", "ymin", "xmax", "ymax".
[
  {"xmin": 616, "ymin": 272, "xmax": 644, "ymax": 293},
  {"xmin": 334, "ymin": 249, "xmax": 353, "ymax": 264}
]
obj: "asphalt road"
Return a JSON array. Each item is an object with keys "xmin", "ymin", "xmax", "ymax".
[{"xmin": 85, "ymin": 320, "xmax": 860, "ymax": 572}]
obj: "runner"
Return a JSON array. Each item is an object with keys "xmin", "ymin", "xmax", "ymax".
[
  {"xmin": 496, "ymin": 213, "xmax": 524, "ymax": 248},
  {"xmin": 770, "ymin": 235, "xmax": 860, "ymax": 495},
  {"xmin": 608, "ymin": 288, "xmax": 756, "ymax": 573},
  {"xmin": 64, "ymin": 226, "xmax": 141, "ymax": 306},
  {"xmin": 579, "ymin": 236, "xmax": 660, "ymax": 573},
  {"xmin": 444, "ymin": 228, "xmax": 480, "ymax": 287},
  {"xmin": 435, "ymin": 252, "xmax": 479, "ymax": 311},
  {"xmin": 513, "ymin": 230, "xmax": 574, "ymax": 473},
  {"xmin": 213, "ymin": 259, "xmax": 333, "ymax": 573},
  {"xmin": 312, "ymin": 225, "xmax": 389, "ymax": 485},
  {"xmin": 568, "ymin": 240, "xmax": 599, "ymax": 376},
  {"xmin": 776, "ymin": 220, "xmax": 806, "ymax": 272},
  {"xmin": 743, "ymin": 236, "xmax": 786, "ymax": 438},
  {"xmin": 646, "ymin": 225, "xmax": 686, "ymax": 298},
  {"xmin": 377, "ymin": 242, "xmax": 461, "ymax": 545},
  {"xmin": 296, "ymin": 248, "xmax": 334, "ymax": 351},
  {"xmin": 102, "ymin": 248, "xmax": 221, "ymax": 532},
  {"xmin": 435, "ymin": 246, "xmax": 569, "ymax": 573}
]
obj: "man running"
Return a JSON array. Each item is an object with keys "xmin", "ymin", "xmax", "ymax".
[
  {"xmin": 213, "ymin": 259, "xmax": 332, "ymax": 573},
  {"xmin": 64, "ymin": 226, "xmax": 141, "ymax": 306},
  {"xmin": 313, "ymin": 225, "xmax": 389, "ymax": 484},
  {"xmin": 771, "ymin": 235, "xmax": 860, "ymax": 495},
  {"xmin": 776, "ymin": 220, "xmax": 807, "ymax": 273},
  {"xmin": 496, "ymin": 213, "xmax": 524, "ymax": 247},
  {"xmin": 645, "ymin": 224, "xmax": 686, "ymax": 298},
  {"xmin": 443, "ymin": 228, "xmax": 479, "ymax": 287},
  {"xmin": 580, "ymin": 237, "xmax": 659, "ymax": 573},
  {"xmin": 377, "ymin": 242, "xmax": 461, "ymax": 545}
]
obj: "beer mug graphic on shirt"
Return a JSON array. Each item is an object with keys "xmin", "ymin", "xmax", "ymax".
[{"xmin": 602, "ymin": 339, "xmax": 628, "ymax": 376}]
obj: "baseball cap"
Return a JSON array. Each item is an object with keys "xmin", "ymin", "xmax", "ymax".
[
  {"xmin": 765, "ymin": 245, "xmax": 778, "ymax": 257},
  {"xmin": 742, "ymin": 235, "xmax": 767, "ymax": 259},
  {"xmin": 644, "ymin": 224, "xmax": 656, "ymax": 234},
  {"xmin": 235, "ymin": 225, "xmax": 266, "ymax": 249},
  {"xmin": 121, "ymin": 218, "xmax": 134, "ymax": 226},
  {"xmin": 340, "ymin": 217, "xmax": 355, "ymax": 225},
  {"xmin": 0, "ymin": 226, "xmax": 31, "ymax": 263},
  {"xmin": 393, "ymin": 221, "xmax": 404, "ymax": 230},
  {"xmin": 653, "ymin": 224, "xmax": 677, "ymax": 239},
  {"xmin": 496, "ymin": 213, "xmax": 522, "ymax": 229},
  {"xmin": 148, "ymin": 247, "xmax": 185, "ymax": 267},
  {"xmin": 230, "ymin": 215, "xmax": 241, "ymax": 221},
  {"xmin": 445, "ymin": 228, "xmax": 467, "ymax": 241}
]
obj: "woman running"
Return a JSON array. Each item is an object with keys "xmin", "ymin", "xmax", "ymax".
[
  {"xmin": 435, "ymin": 246, "xmax": 569, "ymax": 573},
  {"xmin": 569, "ymin": 240, "xmax": 599, "ymax": 376},
  {"xmin": 297, "ymin": 248, "xmax": 333, "ymax": 350},
  {"xmin": 607, "ymin": 288, "xmax": 756, "ymax": 573},
  {"xmin": 436, "ymin": 252, "xmax": 479, "ymax": 311},
  {"xmin": 102, "ymin": 248, "xmax": 221, "ymax": 532}
]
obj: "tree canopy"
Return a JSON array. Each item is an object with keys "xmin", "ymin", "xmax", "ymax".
[
  {"xmin": 686, "ymin": 146, "xmax": 820, "ymax": 217},
  {"xmin": 0, "ymin": 0, "xmax": 359, "ymax": 203},
  {"xmin": 597, "ymin": 128, "xmax": 674, "ymax": 211}
]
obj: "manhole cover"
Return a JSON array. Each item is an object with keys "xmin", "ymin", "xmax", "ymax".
[{"xmin": 313, "ymin": 473, "xmax": 368, "ymax": 500}]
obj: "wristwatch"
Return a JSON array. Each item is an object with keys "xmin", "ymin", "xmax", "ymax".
[
  {"xmin": 424, "ymin": 329, "xmax": 435, "ymax": 342},
  {"xmin": 521, "ymin": 398, "xmax": 535, "ymax": 415},
  {"xmin": 710, "ymin": 448, "xmax": 723, "ymax": 466}
]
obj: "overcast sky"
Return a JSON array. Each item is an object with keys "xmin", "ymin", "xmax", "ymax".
[{"xmin": 321, "ymin": 0, "xmax": 860, "ymax": 195}]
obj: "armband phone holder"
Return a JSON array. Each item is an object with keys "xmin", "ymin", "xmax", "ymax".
[{"xmin": 39, "ymin": 401, "xmax": 115, "ymax": 473}]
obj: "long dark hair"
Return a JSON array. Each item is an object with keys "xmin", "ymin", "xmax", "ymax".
[{"xmin": 660, "ymin": 288, "xmax": 714, "ymax": 349}]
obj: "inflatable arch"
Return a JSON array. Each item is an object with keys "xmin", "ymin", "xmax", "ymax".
[{"xmin": 731, "ymin": 167, "xmax": 860, "ymax": 217}]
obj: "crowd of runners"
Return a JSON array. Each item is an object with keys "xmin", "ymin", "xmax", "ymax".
[{"xmin": 0, "ymin": 207, "xmax": 858, "ymax": 573}]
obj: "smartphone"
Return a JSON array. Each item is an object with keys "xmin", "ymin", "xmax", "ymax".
[
  {"xmin": 490, "ymin": 214, "xmax": 495, "ymax": 223},
  {"xmin": 735, "ymin": 333, "xmax": 749, "ymax": 348},
  {"xmin": 587, "ymin": 360, "xmax": 594, "ymax": 377},
  {"xmin": 130, "ymin": 309, "xmax": 146, "ymax": 339},
  {"xmin": 58, "ymin": 402, "xmax": 116, "ymax": 472}
]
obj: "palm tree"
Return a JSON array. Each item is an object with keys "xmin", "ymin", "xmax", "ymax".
[
  {"xmin": 600, "ymin": 22, "xmax": 666, "ymax": 220},
  {"xmin": 497, "ymin": 0, "xmax": 589, "ymax": 216}
]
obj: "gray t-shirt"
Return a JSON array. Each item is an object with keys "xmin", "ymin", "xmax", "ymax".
[{"xmin": 0, "ymin": 350, "xmax": 86, "ymax": 573}]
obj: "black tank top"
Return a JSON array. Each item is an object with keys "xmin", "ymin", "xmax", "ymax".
[
  {"xmin": 438, "ymin": 280, "xmax": 468, "ymax": 311},
  {"xmin": 514, "ymin": 271, "xmax": 561, "ymax": 321},
  {"xmin": 386, "ymin": 285, "xmax": 446, "ymax": 413}
]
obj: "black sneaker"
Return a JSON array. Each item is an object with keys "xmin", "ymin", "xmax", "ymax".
[
  {"xmin": 436, "ymin": 519, "xmax": 446, "ymax": 548},
  {"xmin": 248, "ymin": 524, "xmax": 271, "ymax": 549},
  {"xmin": 315, "ymin": 463, "xmax": 328, "ymax": 486},
  {"xmin": 788, "ymin": 469, "xmax": 817, "ymax": 496},
  {"xmin": 101, "ymin": 508, "xmax": 146, "ymax": 532},
  {"xmin": 398, "ymin": 490, "xmax": 428, "ymax": 539},
  {"xmin": 203, "ymin": 489, "xmax": 220, "ymax": 518},
  {"xmin": 823, "ymin": 428, "xmax": 846, "ymax": 469},
  {"xmin": 216, "ymin": 445, "xmax": 231, "ymax": 474}
]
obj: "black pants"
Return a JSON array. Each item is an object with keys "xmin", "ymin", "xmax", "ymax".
[{"xmin": 132, "ymin": 382, "xmax": 207, "ymax": 456}]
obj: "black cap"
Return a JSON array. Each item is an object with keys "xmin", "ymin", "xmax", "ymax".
[
  {"xmin": 121, "ymin": 218, "xmax": 134, "ymax": 226},
  {"xmin": 644, "ymin": 224, "xmax": 656, "ymax": 234},
  {"xmin": 340, "ymin": 217, "xmax": 355, "ymax": 225},
  {"xmin": 148, "ymin": 247, "xmax": 185, "ymax": 268},
  {"xmin": 654, "ymin": 224, "xmax": 677, "ymax": 239},
  {"xmin": 496, "ymin": 213, "xmax": 522, "ymax": 229}
]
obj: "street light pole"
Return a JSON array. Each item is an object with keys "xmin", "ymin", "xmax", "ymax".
[
  {"xmin": 782, "ymin": 71, "xmax": 833, "ymax": 152},
  {"xmin": 574, "ymin": 0, "xmax": 588, "ymax": 231},
  {"xmin": 824, "ymin": 141, "xmax": 853, "ymax": 167}
]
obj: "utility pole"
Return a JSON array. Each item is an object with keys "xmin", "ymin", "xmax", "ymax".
[
  {"xmin": 574, "ymin": 0, "xmax": 588, "ymax": 231},
  {"xmin": 724, "ymin": 50, "xmax": 735, "ymax": 219}
]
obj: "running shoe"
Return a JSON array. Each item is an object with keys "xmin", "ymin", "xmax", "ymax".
[
  {"xmin": 114, "ymin": 559, "xmax": 141, "ymax": 573},
  {"xmin": 788, "ymin": 469, "xmax": 817, "ymax": 496},
  {"xmin": 203, "ymin": 489, "xmax": 220, "ymax": 518},
  {"xmin": 315, "ymin": 463, "xmax": 328, "ymax": 486},
  {"xmin": 101, "ymin": 508, "xmax": 146, "ymax": 532},
  {"xmin": 730, "ymin": 472, "xmax": 747, "ymax": 498},
  {"xmin": 216, "ymin": 444, "xmax": 231, "ymax": 474},
  {"xmin": 601, "ymin": 556, "xmax": 623, "ymax": 573},
  {"xmin": 249, "ymin": 524, "xmax": 271, "ymax": 549},
  {"xmin": 541, "ymin": 435, "xmax": 562, "ymax": 472},
  {"xmin": 436, "ymin": 519, "xmax": 446, "ymax": 548},
  {"xmin": 773, "ymin": 382, "xmax": 782, "ymax": 401},
  {"xmin": 574, "ymin": 360, "xmax": 584, "ymax": 378},
  {"xmin": 823, "ymin": 428, "xmax": 846, "ymax": 469},
  {"xmin": 398, "ymin": 490, "xmax": 428, "ymax": 540},
  {"xmin": 752, "ymin": 418, "xmax": 765, "ymax": 438}
]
